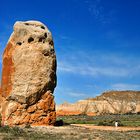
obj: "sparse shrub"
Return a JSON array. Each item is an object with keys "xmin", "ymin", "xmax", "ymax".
[
  {"xmin": 25, "ymin": 124, "xmax": 31, "ymax": 128},
  {"xmin": 97, "ymin": 120, "xmax": 124, "ymax": 126},
  {"xmin": 0, "ymin": 125, "xmax": 26, "ymax": 137},
  {"xmin": 57, "ymin": 114, "xmax": 140, "ymax": 126},
  {"xmin": 2, "ymin": 137, "xmax": 13, "ymax": 140},
  {"xmin": 11, "ymin": 126, "xmax": 25, "ymax": 136},
  {"xmin": 97, "ymin": 121, "xmax": 104, "ymax": 126},
  {"xmin": 97, "ymin": 120, "xmax": 113, "ymax": 126},
  {"xmin": 0, "ymin": 125, "xmax": 11, "ymax": 133}
]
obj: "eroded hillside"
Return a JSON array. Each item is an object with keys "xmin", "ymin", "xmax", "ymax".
[{"xmin": 56, "ymin": 91, "xmax": 140, "ymax": 116}]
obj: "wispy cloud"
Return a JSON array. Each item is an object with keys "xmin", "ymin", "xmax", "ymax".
[
  {"xmin": 57, "ymin": 51, "xmax": 140, "ymax": 78},
  {"xmin": 68, "ymin": 92, "xmax": 87, "ymax": 97},
  {"xmin": 58, "ymin": 62, "xmax": 131, "ymax": 77},
  {"xmin": 84, "ymin": 0, "xmax": 116, "ymax": 24},
  {"xmin": 59, "ymin": 35, "xmax": 72, "ymax": 40},
  {"xmin": 111, "ymin": 83, "xmax": 140, "ymax": 90},
  {"xmin": 117, "ymin": 39, "xmax": 140, "ymax": 49}
]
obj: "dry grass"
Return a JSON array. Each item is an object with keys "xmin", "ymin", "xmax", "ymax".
[
  {"xmin": 0, "ymin": 125, "xmax": 139, "ymax": 140},
  {"xmin": 0, "ymin": 114, "xmax": 139, "ymax": 139}
]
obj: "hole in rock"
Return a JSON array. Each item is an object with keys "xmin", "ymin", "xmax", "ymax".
[
  {"xmin": 25, "ymin": 23, "xmax": 29, "ymax": 25},
  {"xmin": 44, "ymin": 52, "xmax": 49, "ymax": 56},
  {"xmin": 16, "ymin": 42, "xmax": 22, "ymax": 45},
  {"xmin": 50, "ymin": 48, "xmax": 54, "ymax": 54},
  {"xmin": 39, "ymin": 37, "xmax": 45, "ymax": 42},
  {"xmin": 41, "ymin": 26, "xmax": 45, "ymax": 29},
  {"xmin": 44, "ymin": 33, "xmax": 47, "ymax": 38},
  {"xmin": 49, "ymin": 41, "xmax": 54, "ymax": 46},
  {"xmin": 28, "ymin": 37, "xmax": 34, "ymax": 43},
  {"xmin": 42, "ymin": 50, "xmax": 49, "ymax": 56}
]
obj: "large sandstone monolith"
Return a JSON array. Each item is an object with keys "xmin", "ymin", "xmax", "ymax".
[{"xmin": 0, "ymin": 21, "xmax": 57, "ymax": 126}]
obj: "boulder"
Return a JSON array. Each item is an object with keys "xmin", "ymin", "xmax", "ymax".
[{"xmin": 0, "ymin": 21, "xmax": 57, "ymax": 126}]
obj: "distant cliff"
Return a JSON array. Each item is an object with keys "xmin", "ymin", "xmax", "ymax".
[{"xmin": 56, "ymin": 91, "xmax": 140, "ymax": 116}]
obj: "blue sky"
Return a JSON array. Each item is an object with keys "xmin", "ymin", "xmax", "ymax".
[{"xmin": 0, "ymin": 0, "xmax": 140, "ymax": 104}]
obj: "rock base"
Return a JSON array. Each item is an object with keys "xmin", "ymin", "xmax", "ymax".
[{"xmin": 1, "ymin": 91, "xmax": 56, "ymax": 126}]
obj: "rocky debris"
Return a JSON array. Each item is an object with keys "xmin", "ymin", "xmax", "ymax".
[
  {"xmin": 56, "ymin": 91, "xmax": 140, "ymax": 116},
  {"xmin": 0, "ymin": 21, "xmax": 57, "ymax": 126}
]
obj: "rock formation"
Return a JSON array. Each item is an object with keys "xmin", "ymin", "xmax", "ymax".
[
  {"xmin": 56, "ymin": 91, "xmax": 140, "ymax": 116},
  {"xmin": 0, "ymin": 21, "xmax": 57, "ymax": 126}
]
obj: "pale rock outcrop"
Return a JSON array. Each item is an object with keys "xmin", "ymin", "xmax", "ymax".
[
  {"xmin": 0, "ymin": 21, "xmax": 57, "ymax": 126},
  {"xmin": 56, "ymin": 91, "xmax": 140, "ymax": 116}
]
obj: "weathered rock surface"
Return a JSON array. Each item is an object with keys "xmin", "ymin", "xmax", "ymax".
[
  {"xmin": 0, "ymin": 21, "xmax": 57, "ymax": 126},
  {"xmin": 56, "ymin": 91, "xmax": 140, "ymax": 116}
]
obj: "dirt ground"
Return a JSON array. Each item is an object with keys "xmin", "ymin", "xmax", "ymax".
[
  {"xmin": 71, "ymin": 124, "xmax": 140, "ymax": 131},
  {"xmin": 0, "ymin": 125, "xmax": 140, "ymax": 140},
  {"xmin": 30, "ymin": 125, "xmax": 140, "ymax": 140}
]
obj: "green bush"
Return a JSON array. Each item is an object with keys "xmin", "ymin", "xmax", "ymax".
[
  {"xmin": 10, "ymin": 127, "xmax": 25, "ymax": 136},
  {"xmin": 97, "ymin": 120, "xmax": 124, "ymax": 126},
  {"xmin": 0, "ymin": 125, "xmax": 11, "ymax": 133},
  {"xmin": 0, "ymin": 125, "xmax": 25, "ymax": 136},
  {"xmin": 25, "ymin": 124, "xmax": 31, "ymax": 128},
  {"xmin": 98, "ymin": 120, "xmax": 113, "ymax": 126}
]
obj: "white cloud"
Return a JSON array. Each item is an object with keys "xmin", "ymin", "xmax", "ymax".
[
  {"xmin": 84, "ymin": 0, "xmax": 115, "ymax": 24},
  {"xmin": 68, "ymin": 92, "xmax": 87, "ymax": 97},
  {"xmin": 58, "ymin": 63, "xmax": 129, "ymax": 77},
  {"xmin": 57, "ymin": 51, "xmax": 140, "ymax": 78},
  {"xmin": 59, "ymin": 35, "xmax": 72, "ymax": 40},
  {"xmin": 111, "ymin": 83, "xmax": 140, "ymax": 90}
]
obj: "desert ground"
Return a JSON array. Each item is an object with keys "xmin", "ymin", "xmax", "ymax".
[
  {"xmin": 0, "ymin": 125, "xmax": 140, "ymax": 140},
  {"xmin": 0, "ymin": 114, "xmax": 140, "ymax": 140}
]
